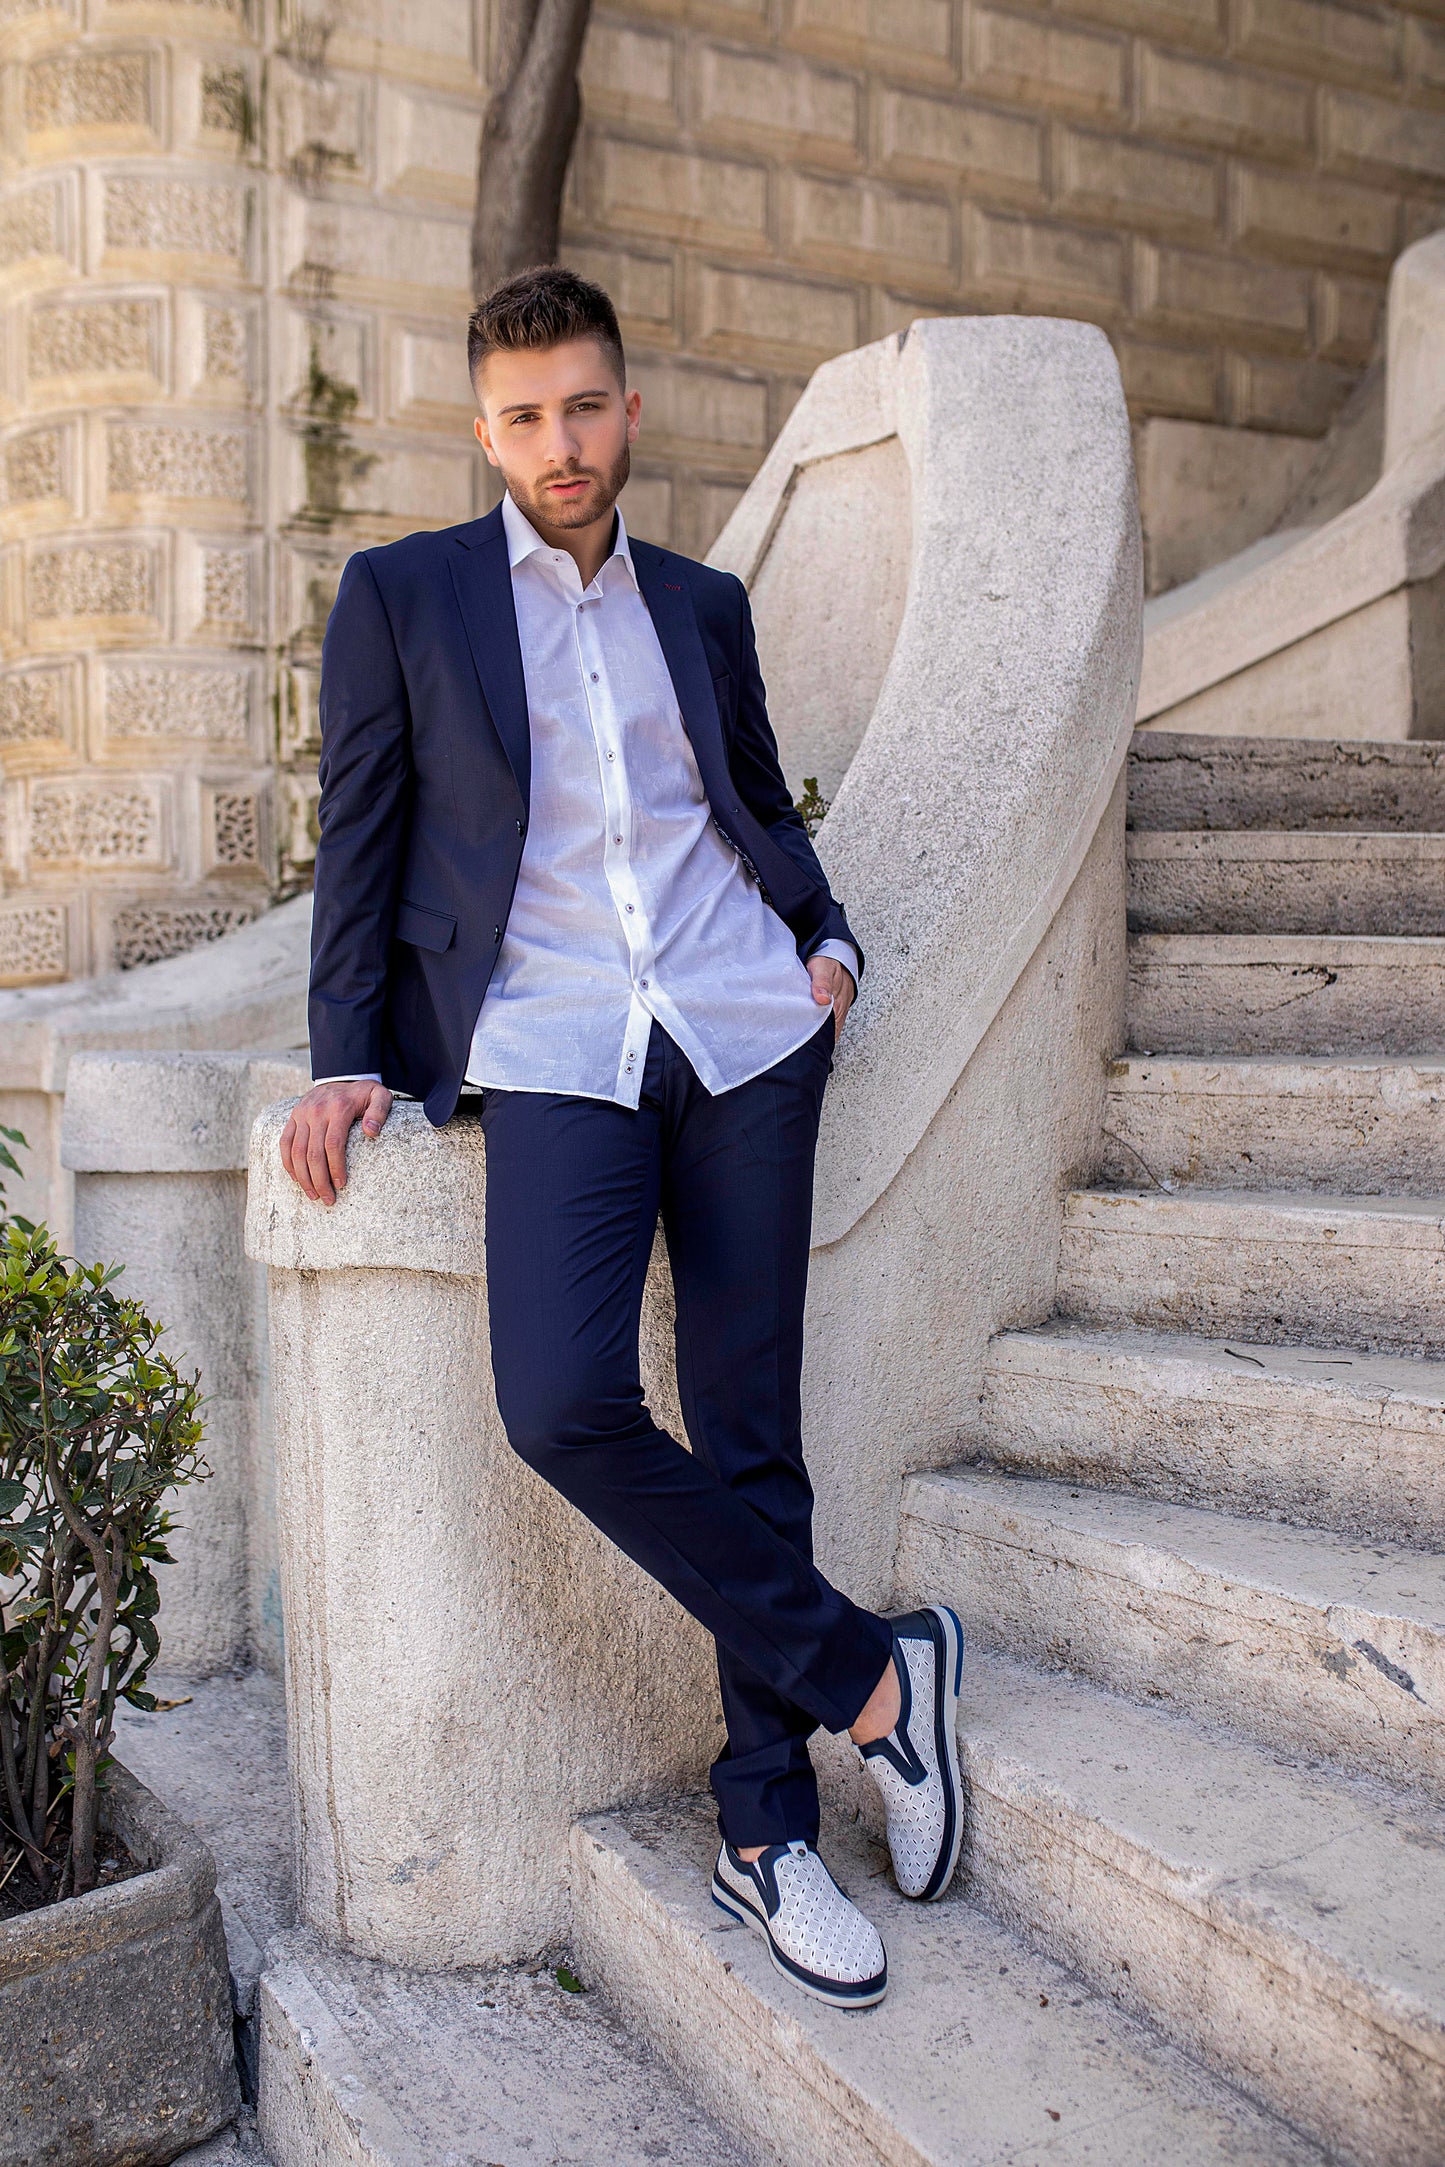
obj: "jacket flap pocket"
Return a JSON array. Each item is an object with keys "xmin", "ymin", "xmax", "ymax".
[{"xmin": 395, "ymin": 898, "xmax": 457, "ymax": 952}]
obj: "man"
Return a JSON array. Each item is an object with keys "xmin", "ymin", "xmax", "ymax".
[{"xmin": 280, "ymin": 266, "xmax": 963, "ymax": 2010}]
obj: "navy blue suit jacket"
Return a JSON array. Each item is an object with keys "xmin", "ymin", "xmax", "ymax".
[{"xmin": 309, "ymin": 502, "xmax": 864, "ymax": 1125}]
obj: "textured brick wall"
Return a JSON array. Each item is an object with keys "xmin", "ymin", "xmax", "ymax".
[{"xmin": 567, "ymin": 0, "xmax": 1445, "ymax": 555}]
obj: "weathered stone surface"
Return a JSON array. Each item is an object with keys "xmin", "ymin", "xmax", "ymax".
[
  {"xmin": 571, "ymin": 1798, "xmax": 1327, "ymax": 2167},
  {"xmin": 1128, "ymin": 828, "xmax": 1445, "ymax": 935},
  {"xmin": 1138, "ymin": 228, "xmax": 1445, "ymax": 736},
  {"xmin": 897, "ymin": 1465, "xmax": 1445, "ymax": 1797},
  {"xmin": 0, "ymin": 1765, "xmax": 238, "ymax": 2167},
  {"xmin": 1127, "ymin": 933, "xmax": 1445, "ymax": 1055},
  {"xmin": 712, "ymin": 316, "xmax": 1140, "ymax": 1246},
  {"xmin": 246, "ymin": 1097, "xmax": 720, "ymax": 1968},
  {"xmin": 1059, "ymin": 1184, "xmax": 1445, "ymax": 1354},
  {"xmin": 980, "ymin": 1320, "xmax": 1445, "ymax": 1544},
  {"xmin": 951, "ymin": 1652, "xmax": 1445, "ymax": 2167},
  {"xmin": 1103, "ymin": 1053, "xmax": 1445, "ymax": 1191},
  {"xmin": 1128, "ymin": 730, "xmax": 1445, "ymax": 832},
  {"xmin": 257, "ymin": 1927, "xmax": 750, "ymax": 2167}
]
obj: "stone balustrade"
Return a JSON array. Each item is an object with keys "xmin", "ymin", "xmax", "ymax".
[{"xmin": 61, "ymin": 1048, "xmax": 310, "ymax": 1678}]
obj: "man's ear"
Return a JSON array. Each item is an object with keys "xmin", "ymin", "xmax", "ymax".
[
  {"xmin": 474, "ymin": 414, "xmax": 501, "ymax": 469},
  {"xmin": 625, "ymin": 387, "xmax": 642, "ymax": 446}
]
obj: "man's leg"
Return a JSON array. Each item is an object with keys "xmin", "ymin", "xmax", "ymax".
[
  {"xmin": 657, "ymin": 1010, "xmax": 891, "ymax": 1850},
  {"xmin": 479, "ymin": 1030, "xmax": 891, "ymax": 1752}
]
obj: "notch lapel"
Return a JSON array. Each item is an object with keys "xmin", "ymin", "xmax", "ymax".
[
  {"xmin": 632, "ymin": 545, "xmax": 730, "ymax": 803},
  {"xmin": 448, "ymin": 509, "xmax": 530, "ymax": 811}
]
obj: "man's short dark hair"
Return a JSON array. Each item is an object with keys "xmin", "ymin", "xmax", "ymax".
[{"xmin": 467, "ymin": 266, "xmax": 625, "ymax": 390}]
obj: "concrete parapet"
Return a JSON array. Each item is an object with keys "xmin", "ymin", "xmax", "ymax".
[
  {"xmin": 61, "ymin": 1049, "xmax": 310, "ymax": 1677},
  {"xmin": 1139, "ymin": 227, "xmax": 1445, "ymax": 739},
  {"xmin": 245, "ymin": 1098, "xmax": 719, "ymax": 1970}
]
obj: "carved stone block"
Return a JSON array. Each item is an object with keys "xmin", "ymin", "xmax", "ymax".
[
  {"xmin": 104, "ymin": 660, "xmax": 251, "ymax": 742},
  {"xmin": 108, "ymin": 421, "xmax": 251, "ymax": 505},
  {"xmin": 204, "ymin": 780, "xmax": 263, "ymax": 869},
  {"xmin": 27, "ymin": 540, "xmax": 158, "ymax": 624},
  {"xmin": 3, "ymin": 426, "xmax": 65, "ymax": 507},
  {"xmin": 0, "ymin": 665, "xmax": 69, "ymax": 748},
  {"xmin": 103, "ymin": 176, "xmax": 249, "ymax": 271},
  {"xmin": 111, "ymin": 897, "xmax": 260, "ymax": 969},
  {"xmin": 25, "ymin": 50, "xmax": 154, "ymax": 136},
  {"xmin": 200, "ymin": 65, "xmax": 251, "ymax": 138},
  {"xmin": 0, "ymin": 183, "xmax": 65, "ymax": 273},
  {"xmin": 202, "ymin": 303, "xmax": 249, "ymax": 386},
  {"xmin": 199, "ymin": 546, "xmax": 253, "ymax": 634},
  {"xmin": 0, "ymin": 900, "xmax": 68, "ymax": 986},
  {"xmin": 27, "ymin": 297, "xmax": 160, "ymax": 385},
  {"xmin": 29, "ymin": 776, "xmax": 166, "ymax": 866}
]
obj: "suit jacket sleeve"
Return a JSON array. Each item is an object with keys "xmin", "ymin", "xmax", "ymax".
[
  {"xmin": 727, "ymin": 576, "xmax": 865, "ymax": 979},
  {"xmin": 308, "ymin": 551, "xmax": 414, "ymax": 1080}
]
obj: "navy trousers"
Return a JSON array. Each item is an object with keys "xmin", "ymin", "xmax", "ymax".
[{"xmin": 478, "ymin": 1006, "xmax": 894, "ymax": 1848}]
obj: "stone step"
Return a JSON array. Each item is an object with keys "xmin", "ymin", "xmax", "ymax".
[
  {"xmin": 1127, "ymin": 934, "xmax": 1445, "ymax": 1057},
  {"xmin": 257, "ymin": 1924, "xmax": 751, "ymax": 2167},
  {"xmin": 1126, "ymin": 831, "xmax": 1445, "ymax": 936},
  {"xmin": 1103, "ymin": 1054, "xmax": 1445, "ymax": 1194},
  {"xmin": 1058, "ymin": 1185, "xmax": 1445, "ymax": 1356},
  {"xmin": 1128, "ymin": 732, "xmax": 1445, "ymax": 833},
  {"xmin": 571, "ymin": 1798, "xmax": 1327, "ymax": 2167},
  {"xmin": 956, "ymin": 1651, "xmax": 1445, "ymax": 2167},
  {"xmin": 980, "ymin": 1321, "xmax": 1445, "ymax": 1548},
  {"xmin": 896, "ymin": 1467, "xmax": 1445, "ymax": 1800}
]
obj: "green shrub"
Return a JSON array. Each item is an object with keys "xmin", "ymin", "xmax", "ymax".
[{"xmin": 0, "ymin": 1126, "xmax": 208, "ymax": 1903}]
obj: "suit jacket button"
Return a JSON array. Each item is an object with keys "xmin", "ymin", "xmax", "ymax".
[
  {"xmin": 493, "ymin": 926, "xmax": 501, "ymax": 942},
  {"xmin": 516, "ymin": 818, "xmax": 525, "ymax": 833}
]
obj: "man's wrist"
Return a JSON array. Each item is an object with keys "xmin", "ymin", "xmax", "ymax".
[{"xmin": 809, "ymin": 939, "xmax": 858, "ymax": 993}]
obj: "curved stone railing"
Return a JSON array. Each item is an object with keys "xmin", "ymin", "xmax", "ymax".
[
  {"xmin": 711, "ymin": 316, "xmax": 1142, "ymax": 1244},
  {"xmin": 0, "ymin": 893, "xmax": 310, "ymax": 1246},
  {"xmin": 1139, "ymin": 226, "xmax": 1445, "ymax": 740},
  {"xmin": 245, "ymin": 313, "xmax": 1142, "ymax": 1970}
]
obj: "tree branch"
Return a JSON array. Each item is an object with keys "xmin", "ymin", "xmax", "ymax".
[{"xmin": 471, "ymin": 0, "xmax": 594, "ymax": 300}]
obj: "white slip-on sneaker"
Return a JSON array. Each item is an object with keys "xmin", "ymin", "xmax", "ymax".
[
  {"xmin": 711, "ymin": 1839, "xmax": 888, "ymax": 2010},
  {"xmin": 858, "ymin": 1604, "xmax": 965, "ymax": 1902}
]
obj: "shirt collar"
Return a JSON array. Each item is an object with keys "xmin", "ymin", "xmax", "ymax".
[{"xmin": 501, "ymin": 490, "xmax": 637, "ymax": 590}]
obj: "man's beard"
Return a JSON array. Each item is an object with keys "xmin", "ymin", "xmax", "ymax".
[{"xmin": 512, "ymin": 439, "xmax": 631, "ymax": 533}]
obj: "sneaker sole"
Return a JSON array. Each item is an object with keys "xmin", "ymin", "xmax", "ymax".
[{"xmin": 710, "ymin": 1878, "xmax": 888, "ymax": 2010}]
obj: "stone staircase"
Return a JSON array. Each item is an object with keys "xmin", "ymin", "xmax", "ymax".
[{"xmin": 568, "ymin": 731, "xmax": 1445, "ymax": 2167}]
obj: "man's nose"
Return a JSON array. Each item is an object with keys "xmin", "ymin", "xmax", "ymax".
[{"xmin": 541, "ymin": 417, "xmax": 581, "ymax": 468}]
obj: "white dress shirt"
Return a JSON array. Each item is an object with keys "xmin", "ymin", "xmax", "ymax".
[{"xmin": 321, "ymin": 493, "xmax": 856, "ymax": 1106}]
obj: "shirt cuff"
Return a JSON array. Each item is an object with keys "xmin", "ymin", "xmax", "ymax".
[
  {"xmin": 808, "ymin": 939, "xmax": 858, "ymax": 992},
  {"xmin": 310, "ymin": 1073, "xmax": 385, "ymax": 1085}
]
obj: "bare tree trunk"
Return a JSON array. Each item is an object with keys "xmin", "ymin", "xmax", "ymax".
[{"xmin": 471, "ymin": 0, "xmax": 595, "ymax": 300}]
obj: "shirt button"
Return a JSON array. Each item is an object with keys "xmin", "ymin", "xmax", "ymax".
[
  {"xmin": 625, "ymin": 903, "xmax": 635, "ymax": 913},
  {"xmin": 613, "ymin": 833, "xmax": 622, "ymax": 844},
  {"xmin": 607, "ymin": 750, "xmax": 615, "ymax": 760},
  {"xmin": 590, "ymin": 672, "xmax": 599, "ymax": 682},
  {"xmin": 640, "ymin": 978, "xmax": 649, "ymax": 989}
]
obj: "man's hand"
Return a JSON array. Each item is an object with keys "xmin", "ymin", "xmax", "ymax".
[
  {"xmin": 280, "ymin": 1079, "xmax": 393, "ymax": 1207},
  {"xmin": 807, "ymin": 954, "xmax": 855, "ymax": 1033}
]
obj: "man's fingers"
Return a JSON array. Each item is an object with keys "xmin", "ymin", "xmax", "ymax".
[
  {"xmin": 360, "ymin": 1084, "xmax": 391, "ymax": 1138},
  {"xmin": 305, "ymin": 1122, "xmax": 336, "ymax": 1206},
  {"xmin": 279, "ymin": 1113, "xmax": 298, "ymax": 1185},
  {"xmin": 324, "ymin": 1111, "xmax": 352, "ymax": 1196}
]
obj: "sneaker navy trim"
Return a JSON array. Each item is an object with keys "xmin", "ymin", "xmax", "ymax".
[
  {"xmin": 710, "ymin": 1846, "xmax": 888, "ymax": 2010},
  {"xmin": 870, "ymin": 1606, "xmax": 965, "ymax": 1903},
  {"xmin": 858, "ymin": 1633, "xmax": 927, "ymax": 1786}
]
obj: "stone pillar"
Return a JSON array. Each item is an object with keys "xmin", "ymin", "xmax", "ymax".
[
  {"xmin": 245, "ymin": 1100, "xmax": 721, "ymax": 1969},
  {"xmin": 62, "ymin": 1049, "xmax": 309, "ymax": 1677}
]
